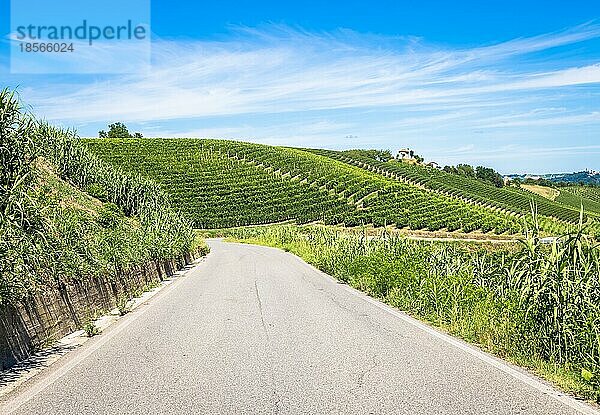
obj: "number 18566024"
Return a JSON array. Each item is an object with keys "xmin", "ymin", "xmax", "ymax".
[{"xmin": 19, "ymin": 43, "xmax": 74, "ymax": 53}]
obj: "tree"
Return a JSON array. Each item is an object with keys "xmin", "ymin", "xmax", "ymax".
[
  {"xmin": 374, "ymin": 149, "xmax": 393, "ymax": 162},
  {"xmin": 107, "ymin": 122, "xmax": 130, "ymax": 138},
  {"xmin": 344, "ymin": 149, "xmax": 392, "ymax": 162},
  {"xmin": 443, "ymin": 165, "xmax": 458, "ymax": 174},
  {"xmin": 456, "ymin": 164, "xmax": 476, "ymax": 178},
  {"xmin": 475, "ymin": 166, "xmax": 504, "ymax": 188},
  {"xmin": 509, "ymin": 178, "xmax": 522, "ymax": 187},
  {"xmin": 98, "ymin": 122, "xmax": 143, "ymax": 138}
]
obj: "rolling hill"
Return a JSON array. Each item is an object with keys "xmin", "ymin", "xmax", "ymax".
[
  {"xmin": 81, "ymin": 137, "xmax": 595, "ymax": 235},
  {"xmin": 310, "ymin": 149, "xmax": 588, "ymax": 223},
  {"xmin": 557, "ymin": 186, "xmax": 600, "ymax": 215},
  {"xmin": 509, "ymin": 183, "xmax": 600, "ymax": 218}
]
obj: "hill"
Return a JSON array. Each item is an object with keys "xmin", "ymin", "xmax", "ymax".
[
  {"xmin": 507, "ymin": 182, "xmax": 600, "ymax": 219},
  {"xmin": 558, "ymin": 186, "xmax": 600, "ymax": 215},
  {"xmin": 315, "ymin": 149, "xmax": 586, "ymax": 220},
  {"xmin": 306, "ymin": 149, "xmax": 600, "ymax": 234},
  {"xmin": 0, "ymin": 90, "xmax": 201, "ymax": 306},
  {"xmin": 85, "ymin": 138, "xmax": 546, "ymax": 235},
  {"xmin": 507, "ymin": 171, "xmax": 600, "ymax": 185}
]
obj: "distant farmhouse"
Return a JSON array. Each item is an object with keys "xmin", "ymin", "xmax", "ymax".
[
  {"xmin": 396, "ymin": 148, "xmax": 415, "ymax": 160},
  {"xmin": 395, "ymin": 148, "xmax": 440, "ymax": 169}
]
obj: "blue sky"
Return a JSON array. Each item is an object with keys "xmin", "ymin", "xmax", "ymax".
[{"xmin": 1, "ymin": 0, "xmax": 600, "ymax": 174}]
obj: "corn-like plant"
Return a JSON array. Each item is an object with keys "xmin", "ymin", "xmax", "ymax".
[{"xmin": 0, "ymin": 88, "xmax": 200, "ymax": 306}]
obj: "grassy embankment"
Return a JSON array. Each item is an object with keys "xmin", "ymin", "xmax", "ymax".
[{"xmin": 0, "ymin": 89, "xmax": 207, "ymax": 309}]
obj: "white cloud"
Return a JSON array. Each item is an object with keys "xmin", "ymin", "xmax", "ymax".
[
  {"xmin": 5, "ymin": 23, "xmax": 600, "ymax": 172},
  {"xmin": 18, "ymin": 23, "xmax": 600, "ymax": 125}
]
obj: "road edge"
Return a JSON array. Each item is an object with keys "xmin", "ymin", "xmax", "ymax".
[
  {"xmin": 0, "ymin": 256, "xmax": 207, "ymax": 414},
  {"xmin": 235, "ymin": 241, "xmax": 600, "ymax": 415}
]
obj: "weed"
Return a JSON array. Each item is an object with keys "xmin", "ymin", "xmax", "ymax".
[
  {"xmin": 116, "ymin": 295, "xmax": 130, "ymax": 316},
  {"xmin": 83, "ymin": 321, "xmax": 100, "ymax": 337}
]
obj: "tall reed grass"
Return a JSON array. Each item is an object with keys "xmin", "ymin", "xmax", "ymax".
[{"xmin": 0, "ymin": 88, "xmax": 200, "ymax": 305}]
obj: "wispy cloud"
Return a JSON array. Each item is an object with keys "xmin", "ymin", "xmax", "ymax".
[
  {"xmin": 3, "ymin": 23, "xmax": 600, "ymax": 172},
  {"xmin": 438, "ymin": 144, "xmax": 600, "ymax": 161},
  {"xmin": 15, "ymin": 23, "xmax": 600, "ymax": 123}
]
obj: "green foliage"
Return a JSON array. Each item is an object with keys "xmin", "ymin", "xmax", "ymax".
[
  {"xmin": 523, "ymin": 177, "xmax": 555, "ymax": 187},
  {"xmin": 442, "ymin": 165, "xmax": 456, "ymax": 174},
  {"xmin": 343, "ymin": 149, "xmax": 393, "ymax": 162},
  {"xmin": 457, "ymin": 163, "xmax": 476, "ymax": 178},
  {"xmin": 37, "ymin": 132, "xmax": 197, "ymax": 261},
  {"xmin": 116, "ymin": 294, "xmax": 130, "ymax": 316},
  {"xmin": 84, "ymin": 138, "xmax": 522, "ymax": 234},
  {"xmin": 99, "ymin": 122, "xmax": 142, "ymax": 138},
  {"xmin": 228, "ymin": 224, "xmax": 600, "ymax": 401},
  {"xmin": 0, "ymin": 89, "xmax": 39, "ymax": 229},
  {"xmin": 317, "ymin": 149, "xmax": 586, "ymax": 226},
  {"xmin": 442, "ymin": 163, "xmax": 504, "ymax": 187},
  {"xmin": 583, "ymin": 368, "xmax": 594, "ymax": 382},
  {"xmin": 475, "ymin": 166, "xmax": 504, "ymax": 188},
  {"xmin": 0, "ymin": 89, "xmax": 201, "ymax": 305},
  {"xmin": 444, "ymin": 163, "xmax": 502, "ymax": 187},
  {"xmin": 564, "ymin": 186, "xmax": 600, "ymax": 212},
  {"xmin": 0, "ymin": 89, "xmax": 47, "ymax": 303},
  {"xmin": 85, "ymin": 183, "xmax": 108, "ymax": 202},
  {"xmin": 83, "ymin": 320, "xmax": 100, "ymax": 337},
  {"xmin": 98, "ymin": 203, "xmax": 124, "ymax": 229}
]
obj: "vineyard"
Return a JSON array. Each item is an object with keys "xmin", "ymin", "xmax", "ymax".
[
  {"xmin": 84, "ymin": 138, "xmax": 524, "ymax": 234},
  {"xmin": 516, "ymin": 183, "xmax": 600, "ymax": 218},
  {"xmin": 560, "ymin": 186, "xmax": 600, "ymax": 215},
  {"xmin": 307, "ymin": 149, "xmax": 592, "ymax": 228}
]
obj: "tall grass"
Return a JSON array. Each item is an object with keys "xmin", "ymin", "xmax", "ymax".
[
  {"xmin": 0, "ymin": 88, "xmax": 200, "ymax": 305},
  {"xmin": 228, "ymin": 223, "xmax": 600, "ymax": 401},
  {"xmin": 0, "ymin": 89, "xmax": 48, "ymax": 303}
]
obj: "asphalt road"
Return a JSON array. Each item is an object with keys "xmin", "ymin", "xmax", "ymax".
[{"xmin": 2, "ymin": 239, "xmax": 597, "ymax": 414}]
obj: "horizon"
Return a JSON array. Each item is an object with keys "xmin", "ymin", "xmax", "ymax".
[
  {"xmin": 1, "ymin": 0, "xmax": 600, "ymax": 174},
  {"xmin": 80, "ymin": 135, "xmax": 598, "ymax": 176}
]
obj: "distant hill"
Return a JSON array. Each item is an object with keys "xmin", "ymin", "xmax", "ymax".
[
  {"xmin": 507, "ymin": 171, "xmax": 600, "ymax": 185},
  {"xmin": 84, "ymin": 138, "xmax": 526, "ymax": 233},
  {"xmin": 83, "ymin": 138, "xmax": 600, "ymax": 236}
]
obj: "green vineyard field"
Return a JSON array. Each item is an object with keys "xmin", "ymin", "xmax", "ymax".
[
  {"xmin": 308, "ymin": 149, "xmax": 593, "ymax": 226},
  {"xmin": 562, "ymin": 186, "xmax": 600, "ymax": 214},
  {"xmin": 83, "ymin": 138, "xmax": 522, "ymax": 233}
]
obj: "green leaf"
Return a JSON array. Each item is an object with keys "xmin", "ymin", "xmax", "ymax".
[{"xmin": 581, "ymin": 368, "xmax": 594, "ymax": 382}]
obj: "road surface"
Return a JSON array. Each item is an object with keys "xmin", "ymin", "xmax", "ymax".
[{"xmin": 1, "ymin": 240, "xmax": 596, "ymax": 414}]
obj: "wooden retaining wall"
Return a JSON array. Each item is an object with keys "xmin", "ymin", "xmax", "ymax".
[{"xmin": 0, "ymin": 253, "xmax": 197, "ymax": 371}]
